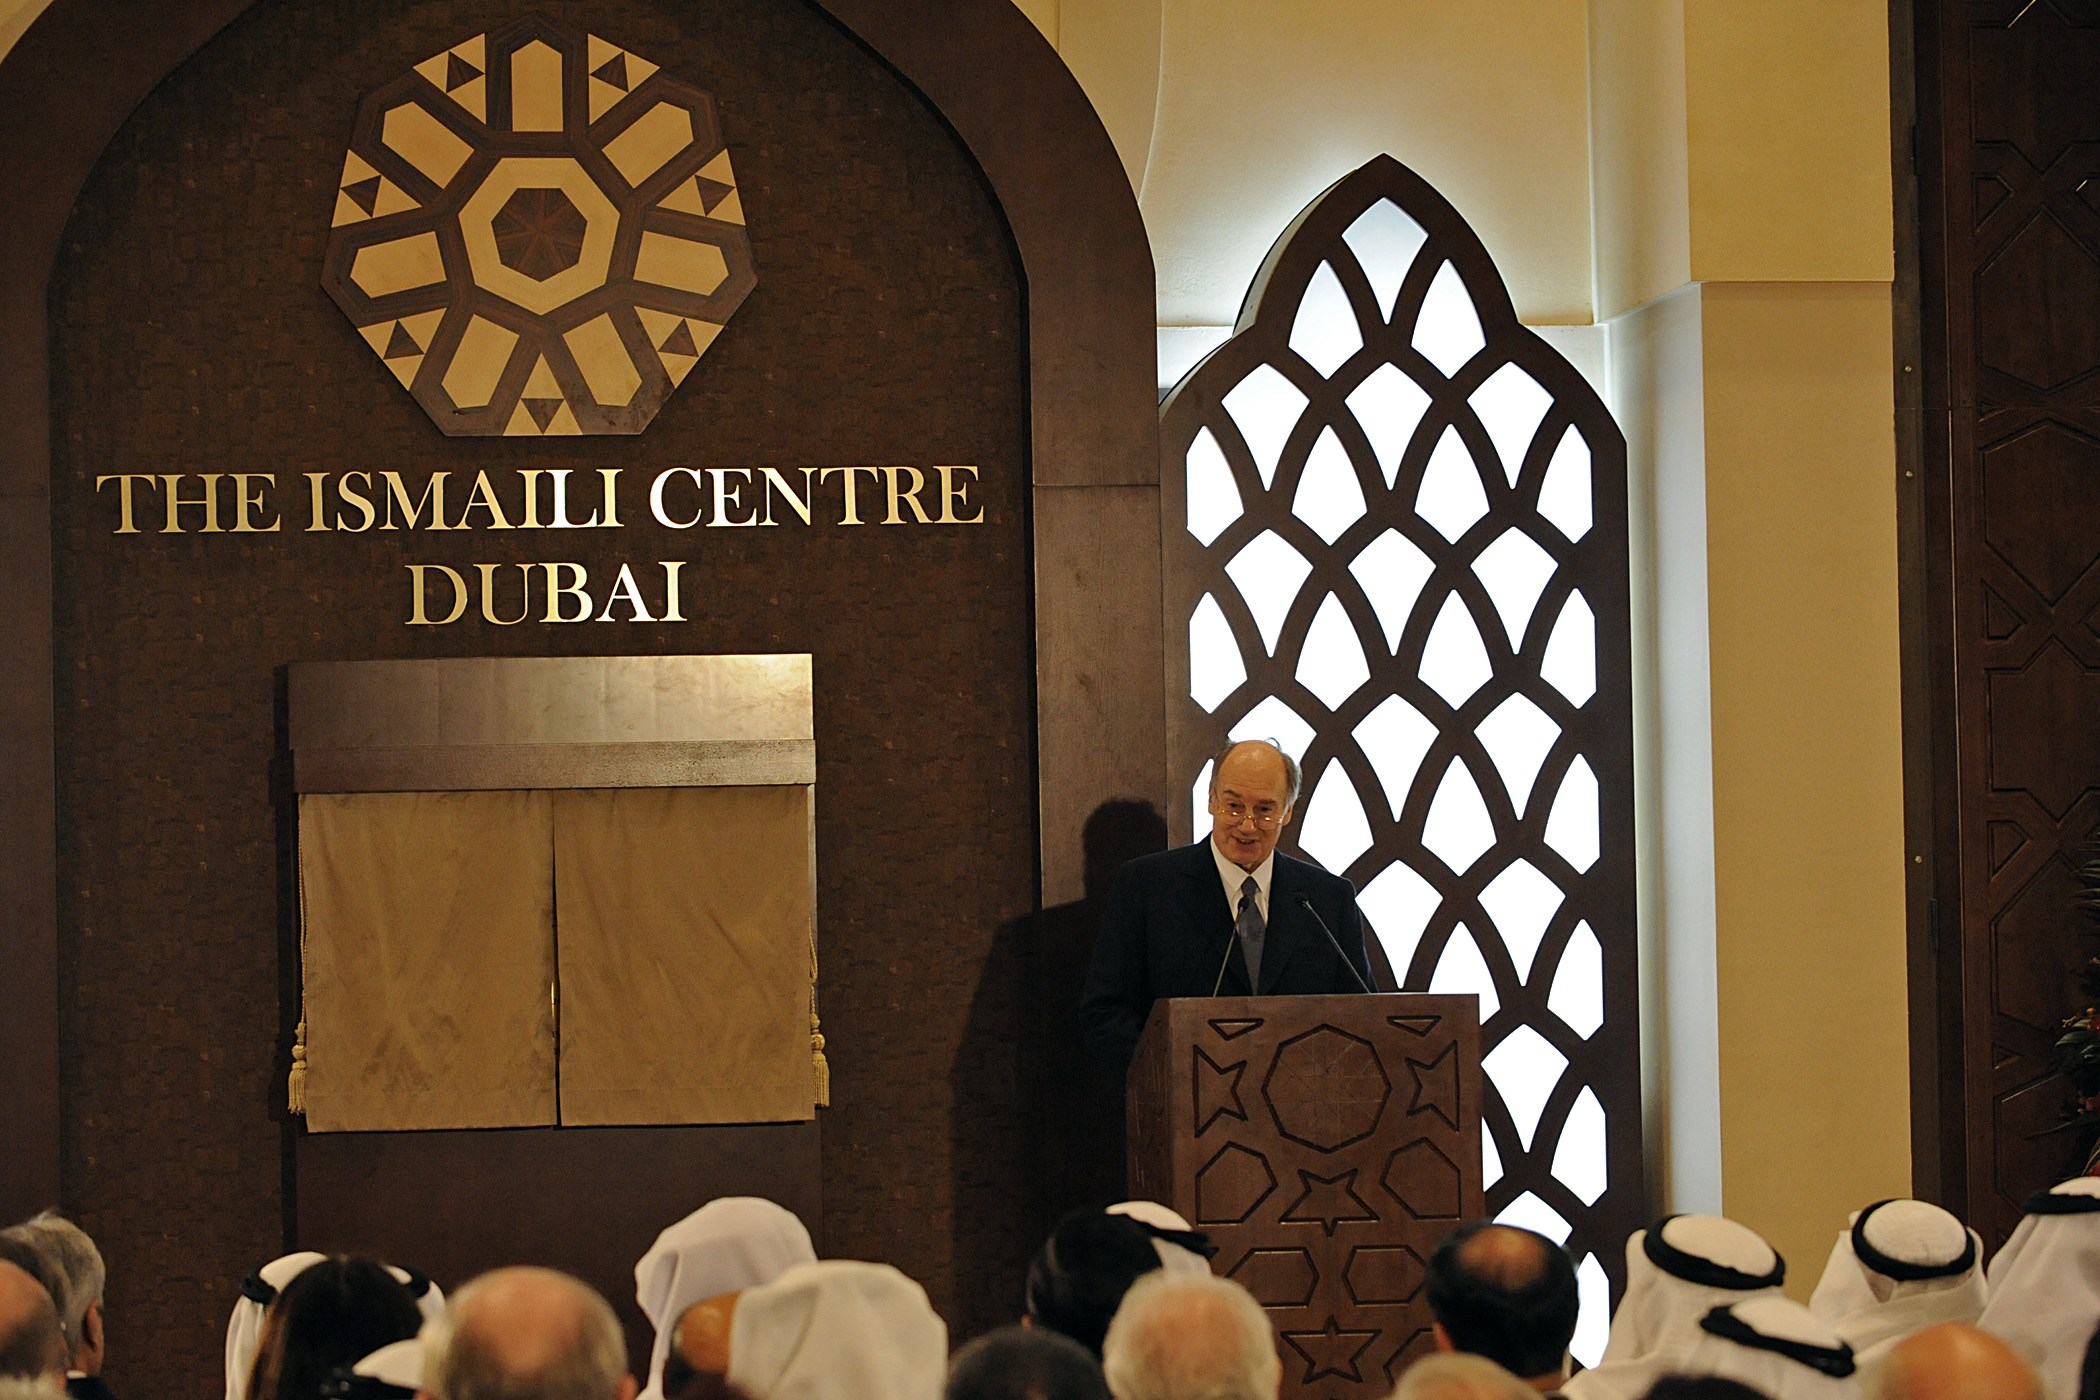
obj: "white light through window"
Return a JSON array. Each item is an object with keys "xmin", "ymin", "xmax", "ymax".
[
  {"xmin": 1541, "ymin": 592, "xmax": 1597, "ymax": 706},
  {"xmin": 1225, "ymin": 530, "xmax": 1313, "ymax": 655},
  {"xmin": 1347, "ymin": 364, "xmax": 1432, "ymax": 486},
  {"xmin": 1289, "ymin": 261, "xmax": 1363, "ymax": 378},
  {"xmin": 1421, "ymin": 760, "xmax": 1496, "ymax": 873},
  {"xmin": 1185, "ymin": 427, "xmax": 1244, "ymax": 547},
  {"xmin": 1295, "ymin": 594, "xmax": 1372, "ymax": 711},
  {"xmin": 1415, "ymin": 426, "xmax": 1488, "ymax": 543},
  {"xmin": 1482, "ymin": 1024, "xmax": 1568, "ymax": 1150},
  {"xmin": 1221, "ymin": 364, "xmax": 1307, "ymax": 489},
  {"xmin": 1298, "ymin": 758, "xmax": 1374, "ymax": 872},
  {"xmin": 1429, "ymin": 923, "xmax": 1499, "ymax": 1020},
  {"xmin": 1189, "ymin": 593, "xmax": 1245, "ymax": 712},
  {"xmin": 1229, "ymin": 695, "xmax": 1317, "ymax": 761},
  {"xmin": 1293, "ymin": 427, "xmax": 1368, "ymax": 545},
  {"xmin": 1357, "ymin": 858, "xmax": 1441, "ymax": 981},
  {"xmin": 1537, "ymin": 426, "xmax": 1593, "ymax": 542},
  {"xmin": 1341, "ymin": 198, "xmax": 1427, "ymax": 321},
  {"xmin": 1349, "ymin": 529, "xmax": 1436, "ymax": 652},
  {"xmin": 1468, "ymin": 362, "xmax": 1554, "ymax": 487},
  {"xmin": 1412, "ymin": 261, "xmax": 1485, "ymax": 377}
]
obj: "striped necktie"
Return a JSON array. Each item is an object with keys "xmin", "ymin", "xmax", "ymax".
[{"xmin": 1236, "ymin": 874, "xmax": 1265, "ymax": 991}]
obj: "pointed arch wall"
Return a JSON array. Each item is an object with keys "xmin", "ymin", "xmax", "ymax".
[
  {"xmin": 0, "ymin": 0, "xmax": 1160, "ymax": 1275},
  {"xmin": 1162, "ymin": 155, "xmax": 1640, "ymax": 1340}
]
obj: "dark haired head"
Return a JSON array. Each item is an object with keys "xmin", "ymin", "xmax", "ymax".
[
  {"xmin": 1424, "ymin": 1222, "xmax": 1579, "ymax": 1381},
  {"xmin": 247, "ymin": 1258, "xmax": 424, "ymax": 1400},
  {"xmin": 947, "ymin": 1326, "xmax": 1110, "ymax": 1400},
  {"xmin": 2080, "ymin": 1320, "xmax": 2100, "ymax": 1400},
  {"xmin": 1642, "ymin": 1377, "xmax": 1772, "ymax": 1400},
  {"xmin": 1023, "ymin": 1212, "xmax": 1165, "ymax": 1357}
]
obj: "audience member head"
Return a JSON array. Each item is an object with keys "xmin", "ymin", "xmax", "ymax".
[
  {"xmin": 1878, "ymin": 1323, "xmax": 2039, "ymax": 1400},
  {"xmin": 2083, "ymin": 1320, "xmax": 2100, "ymax": 1400},
  {"xmin": 3, "ymin": 1213, "xmax": 106, "ymax": 1375},
  {"xmin": 1677, "ymin": 1298, "xmax": 1853, "ymax": 1400},
  {"xmin": 633, "ymin": 1199, "xmax": 813, "ymax": 1400},
  {"xmin": 0, "ymin": 1248, "xmax": 61, "ymax": 1336},
  {"xmin": 1641, "ymin": 1379, "xmax": 1771, "ymax": 1400},
  {"xmin": 424, "ymin": 1268, "xmax": 633, "ymax": 1400},
  {"xmin": 1025, "ymin": 1211, "xmax": 1170, "ymax": 1357},
  {"xmin": 946, "ymin": 1326, "xmax": 1109, "ymax": 1400},
  {"xmin": 1099, "ymin": 1272, "xmax": 1279, "ymax": 1400},
  {"xmin": 659, "ymin": 1292, "xmax": 743, "ymax": 1400},
  {"xmin": 1425, "ymin": 1222, "xmax": 1579, "ymax": 1387},
  {"xmin": 1103, "ymin": 1204, "xmax": 1214, "ymax": 1281},
  {"xmin": 319, "ymin": 1338, "xmax": 423, "ymax": 1400},
  {"xmin": 724, "ymin": 1260, "xmax": 945, "ymax": 1400},
  {"xmin": 0, "ymin": 1260, "xmax": 67, "ymax": 1385},
  {"xmin": 246, "ymin": 1256, "xmax": 423, "ymax": 1400},
  {"xmin": 229, "ymin": 1252, "xmax": 330, "ymax": 1400},
  {"xmin": 1977, "ymin": 1176, "xmax": 2100, "ymax": 1400},
  {"xmin": 1392, "ymin": 1354, "xmax": 1539, "ymax": 1400},
  {"xmin": 1584, "ymin": 1214, "xmax": 1786, "ymax": 1389},
  {"xmin": 1805, "ymin": 1200, "xmax": 1982, "ymax": 1368}
]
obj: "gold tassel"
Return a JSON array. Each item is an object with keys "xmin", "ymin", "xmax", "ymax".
[
  {"xmin": 288, "ymin": 1019, "xmax": 309, "ymax": 1115},
  {"xmin": 811, "ymin": 1012, "xmax": 830, "ymax": 1109}
]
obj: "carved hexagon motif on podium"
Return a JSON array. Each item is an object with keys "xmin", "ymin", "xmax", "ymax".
[{"xmin": 321, "ymin": 17, "xmax": 756, "ymax": 436}]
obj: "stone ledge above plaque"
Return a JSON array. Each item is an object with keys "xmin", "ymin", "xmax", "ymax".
[{"xmin": 287, "ymin": 654, "xmax": 813, "ymax": 791}]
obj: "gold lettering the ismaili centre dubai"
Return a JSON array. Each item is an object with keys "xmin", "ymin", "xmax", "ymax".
[
  {"xmin": 94, "ymin": 465, "xmax": 984, "ymax": 533},
  {"xmin": 92, "ymin": 464, "xmax": 985, "ymax": 626}
]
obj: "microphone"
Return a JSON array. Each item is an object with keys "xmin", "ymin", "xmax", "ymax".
[
  {"xmin": 1299, "ymin": 895, "xmax": 1372, "ymax": 993},
  {"xmin": 1211, "ymin": 913, "xmax": 1241, "ymax": 997}
]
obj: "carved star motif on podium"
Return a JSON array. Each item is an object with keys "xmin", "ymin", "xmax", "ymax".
[
  {"xmin": 1281, "ymin": 1316, "xmax": 1380, "ymax": 1383},
  {"xmin": 1194, "ymin": 1046, "xmax": 1248, "ymax": 1134},
  {"xmin": 1279, "ymin": 1166, "xmax": 1379, "ymax": 1235}
]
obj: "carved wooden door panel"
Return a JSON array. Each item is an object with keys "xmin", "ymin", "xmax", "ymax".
[{"xmin": 1919, "ymin": 0, "xmax": 2100, "ymax": 1245}]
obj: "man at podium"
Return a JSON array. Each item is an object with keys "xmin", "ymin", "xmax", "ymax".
[{"xmin": 1080, "ymin": 739, "xmax": 1376, "ymax": 1075}]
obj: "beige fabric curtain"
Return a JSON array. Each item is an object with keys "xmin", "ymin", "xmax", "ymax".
[
  {"xmin": 298, "ymin": 791, "xmax": 556, "ymax": 1132},
  {"xmin": 553, "ymin": 786, "xmax": 815, "ymax": 1125}
]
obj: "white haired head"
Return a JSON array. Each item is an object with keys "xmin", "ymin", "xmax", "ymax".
[{"xmin": 1100, "ymin": 1272, "xmax": 1280, "ymax": 1400}]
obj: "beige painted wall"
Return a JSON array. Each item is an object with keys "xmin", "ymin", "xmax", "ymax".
[
  {"xmin": 1700, "ymin": 281, "xmax": 1910, "ymax": 1289},
  {"xmin": 1591, "ymin": 0, "xmax": 1911, "ymax": 1277}
]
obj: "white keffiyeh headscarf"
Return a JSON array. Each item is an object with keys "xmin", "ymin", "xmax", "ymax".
[
  {"xmin": 1562, "ymin": 1215, "xmax": 1787, "ymax": 1400},
  {"xmin": 633, "ymin": 1198, "xmax": 815, "ymax": 1400},
  {"xmin": 1808, "ymin": 1199, "xmax": 1984, "ymax": 1370},
  {"xmin": 1677, "ymin": 1296, "xmax": 1860, "ymax": 1400},
  {"xmin": 1107, "ymin": 1201, "xmax": 1214, "ymax": 1279},
  {"xmin": 724, "ymin": 1260, "xmax": 947, "ymax": 1400},
  {"xmin": 1979, "ymin": 1176, "xmax": 2100, "ymax": 1400},
  {"xmin": 224, "ymin": 1254, "xmax": 443, "ymax": 1400}
]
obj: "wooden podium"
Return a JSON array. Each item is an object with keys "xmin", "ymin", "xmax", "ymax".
[{"xmin": 1127, "ymin": 995, "xmax": 1483, "ymax": 1399}]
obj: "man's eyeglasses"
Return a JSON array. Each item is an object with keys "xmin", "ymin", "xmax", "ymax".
[{"xmin": 1212, "ymin": 799, "xmax": 1284, "ymax": 829}]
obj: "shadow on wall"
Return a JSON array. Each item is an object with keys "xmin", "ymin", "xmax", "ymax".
[{"xmin": 948, "ymin": 799, "xmax": 1169, "ymax": 1342}]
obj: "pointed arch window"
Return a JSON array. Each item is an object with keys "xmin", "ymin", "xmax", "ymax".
[{"xmin": 1161, "ymin": 155, "xmax": 1640, "ymax": 1354}]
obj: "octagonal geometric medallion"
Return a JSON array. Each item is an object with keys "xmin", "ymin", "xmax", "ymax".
[
  {"xmin": 322, "ymin": 16, "xmax": 756, "ymax": 436},
  {"xmin": 1263, "ymin": 1025, "xmax": 1391, "ymax": 1151}
]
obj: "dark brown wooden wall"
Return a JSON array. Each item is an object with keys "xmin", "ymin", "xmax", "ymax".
[
  {"xmin": 1915, "ymin": 0, "xmax": 2100, "ymax": 1244},
  {"xmin": 0, "ymin": 0, "xmax": 1163, "ymax": 1394}
]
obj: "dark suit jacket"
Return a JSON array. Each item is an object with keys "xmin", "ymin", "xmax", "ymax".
[{"xmin": 1079, "ymin": 840, "xmax": 1374, "ymax": 1075}]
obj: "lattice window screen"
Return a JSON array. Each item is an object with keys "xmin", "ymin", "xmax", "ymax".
[{"xmin": 1161, "ymin": 155, "xmax": 1640, "ymax": 1359}]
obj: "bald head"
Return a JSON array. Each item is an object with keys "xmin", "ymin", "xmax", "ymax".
[
  {"xmin": 1425, "ymin": 1224, "xmax": 1577, "ymax": 1387},
  {"xmin": 1880, "ymin": 1324, "xmax": 2039, "ymax": 1400},
  {"xmin": 0, "ymin": 1261, "xmax": 64, "ymax": 1382},
  {"xmin": 426, "ymin": 1268, "xmax": 634, "ymax": 1400},
  {"xmin": 1393, "ymin": 1354, "xmax": 1538, "ymax": 1400}
]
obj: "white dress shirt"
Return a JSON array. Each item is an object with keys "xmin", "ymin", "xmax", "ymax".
[{"xmin": 1210, "ymin": 837, "xmax": 1275, "ymax": 922}]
